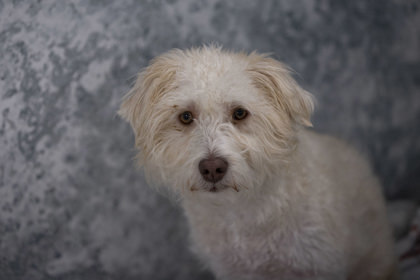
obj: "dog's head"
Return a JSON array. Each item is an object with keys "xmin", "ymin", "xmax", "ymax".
[{"xmin": 119, "ymin": 46, "xmax": 313, "ymax": 197}]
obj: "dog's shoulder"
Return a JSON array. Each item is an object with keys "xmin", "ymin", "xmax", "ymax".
[{"xmin": 296, "ymin": 128, "xmax": 371, "ymax": 170}]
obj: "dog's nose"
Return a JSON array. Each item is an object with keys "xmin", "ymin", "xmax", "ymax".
[{"xmin": 198, "ymin": 157, "xmax": 228, "ymax": 183}]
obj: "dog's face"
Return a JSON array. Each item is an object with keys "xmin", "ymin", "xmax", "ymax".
[{"xmin": 119, "ymin": 47, "xmax": 313, "ymax": 197}]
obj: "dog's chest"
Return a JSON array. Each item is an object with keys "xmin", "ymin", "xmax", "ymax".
[{"xmin": 187, "ymin": 208, "xmax": 339, "ymax": 278}]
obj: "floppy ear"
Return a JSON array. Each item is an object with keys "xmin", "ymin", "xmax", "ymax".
[
  {"xmin": 118, "ymin": 51, "xmax": 180, "ymax": 132},
  {"xmin": 247, "ymin": 55, "xmax": 314, "ymax": 127}
]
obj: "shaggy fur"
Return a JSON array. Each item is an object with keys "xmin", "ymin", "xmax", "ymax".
[{"xmin": 119, "ymin": 46, "xmax": 397, "ymax": 280}]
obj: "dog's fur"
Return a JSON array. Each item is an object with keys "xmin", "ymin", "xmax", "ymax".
[{"xmin": 119, "ymin": 46, "xmax": 397, "ymax": 280}]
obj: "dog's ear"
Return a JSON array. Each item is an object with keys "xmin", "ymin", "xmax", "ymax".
[
  {"xmin": 118, "ymin": 51, "xmax": 180, "ymax": 130},
  {"xmin": 247, "ymin": 55, "xmax": 314, "ymax": 127}
]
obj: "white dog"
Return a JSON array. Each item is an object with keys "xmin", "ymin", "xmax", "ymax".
[{"xmin": 119, "ymin": 46, "xmax": 397, "ymax": 280}]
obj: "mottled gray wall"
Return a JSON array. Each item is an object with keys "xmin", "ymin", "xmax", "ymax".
[{"xmin": 1, "ymin": 0, "xmax": 419, "ymax": 279}]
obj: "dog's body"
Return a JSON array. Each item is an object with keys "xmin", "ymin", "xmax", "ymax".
[{"xmin": 119, "ymin": 46, "xmax": 397, "ymax": 279}]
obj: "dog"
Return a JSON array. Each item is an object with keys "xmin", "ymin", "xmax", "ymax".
[{"xmin": 119, "ymin": 46, "xmax": 397, "ymax": 280}]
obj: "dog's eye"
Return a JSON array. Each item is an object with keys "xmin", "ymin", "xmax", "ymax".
[
  {"xmin": 179, "ymin": 111, "xmax": 194, "ymax": 125},
  {"xmin": 232, "ymin": 108, "xmax": 248, "ymax": 121}
]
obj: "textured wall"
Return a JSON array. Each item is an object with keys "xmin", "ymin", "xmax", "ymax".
[{"xmin": 1, "ymin": 0, "xmax": 419, "ymax": 279}]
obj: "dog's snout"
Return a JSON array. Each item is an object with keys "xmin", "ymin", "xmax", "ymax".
[{"xmin": 199, "ymin": 157, "xmax": 228, "ymax": 183}]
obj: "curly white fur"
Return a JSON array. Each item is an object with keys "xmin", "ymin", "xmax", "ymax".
[{"xmin": 119, "ymin": 46, "xmax": 397, "ymax": 280}]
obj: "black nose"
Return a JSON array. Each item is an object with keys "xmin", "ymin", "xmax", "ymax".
[{"xmin": 198, "ymin": 157, "xmax": 228, "ymax": 183}]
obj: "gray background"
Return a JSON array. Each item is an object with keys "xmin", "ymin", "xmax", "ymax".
[{"xmin": 1, "ymin": 0, "xmax": 419, "ymax": 279}]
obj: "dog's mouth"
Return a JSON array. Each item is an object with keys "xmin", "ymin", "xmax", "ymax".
[
  {"xmin": 209, "ymin": 185, "xmax": 220, "ymax": 192},
  {"xmin": 191, "ymin": 183, "xmax": 238, "ymax": 193},
  {"xmin": 206, "ymin": 184, "xmax": 227, "ymax": 193}
]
